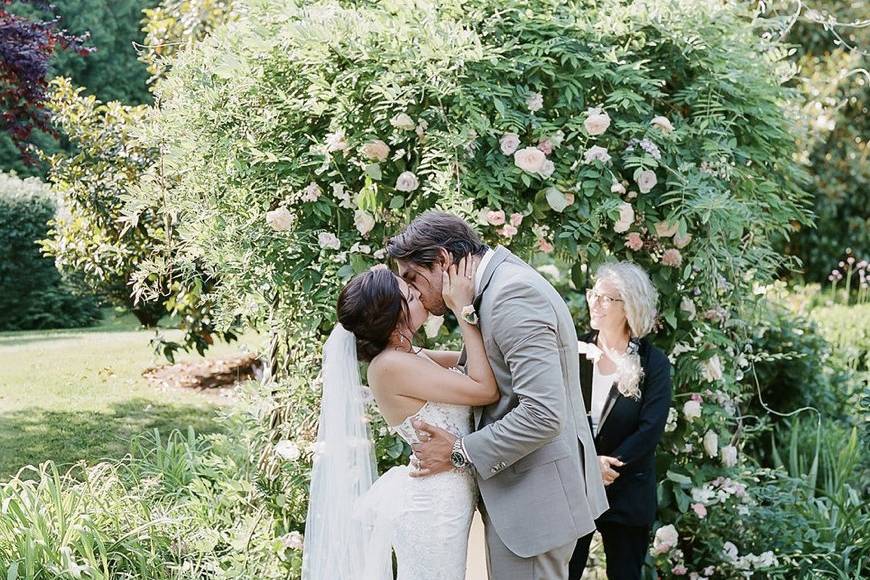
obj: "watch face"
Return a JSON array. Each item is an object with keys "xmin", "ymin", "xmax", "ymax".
[{"xmin": 451, "ymin": 451, "xmax": 466, "ymax": 467}]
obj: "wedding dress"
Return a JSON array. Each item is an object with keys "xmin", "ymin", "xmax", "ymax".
[
  {"xmin": 303, "ymin": 327, "xmax": 477, "ymax": 580},
  {"xmin": 358, "ymin": 398, "xmax": 478, "ymax": 580}
]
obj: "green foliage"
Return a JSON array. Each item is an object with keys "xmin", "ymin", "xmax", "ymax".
[
  {"xmin": 41, "ymin": 77, "xmax": 237, "ymax": 361},
  {"xmin": 0, "ymin": 416, "xmax": 299, "ymax": 578},
  {"xmin": 0, "ymin": 172, "xmax": 100, "ymax": 330},
  {"xmin": 124, "ymin": 0, "xmax": 817, "ymax": 576},
  {"xmin": 770, "ymin": 0, "xmax": 870, "ymax": 281},
  {"xmin": 139, "ymin": 0, "xmax": 237, "ymax": 85}
]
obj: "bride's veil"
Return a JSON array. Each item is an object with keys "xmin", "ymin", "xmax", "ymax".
[{"xmin": 302, "ymin": 324, "xmax": 391, "ymax": 580}]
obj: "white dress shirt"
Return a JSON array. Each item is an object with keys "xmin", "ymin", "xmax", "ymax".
[
  {"xmin": 474, "ymin": 248, "xmax": 496, "ymax": 295},
  {"xmin": 590, "ymin": 364, "xmax": 617, "ymax": 435}
]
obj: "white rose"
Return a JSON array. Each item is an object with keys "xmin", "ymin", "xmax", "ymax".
[
  {"xmin": 527, "ymin": 92, "xmax": 544, "ymax": 112},
  {"xmin": 539, "ymin": 159, "xmax": 555, "ymax": 179},
  {"xmin": 722, "ymin": 542, "xmax": 739, "ymax": 563},
  {"xmin": 415, "ymin": 118, "xmax": 428, "ymax": 138},
  {"xmin": 266, "ymin": 207, "xmax": 294, "ymax": 231},
  {"xmin": 703, "ymin": 430, "xmax": 719, "ymax": 458},
  {"xmin": 653, "ymin": 524, "xmax": 679, "ymax": 554},
  {"xmin": 373, "ymin": 248, "xmax": 386, "ymax": 260},
  {"xmin": 611, "ymin": 180, "xmax": 626, "ymax": 195},
  {"xmin": 325, "ymin": 129, "xmax": 348, "ymax": 152},
  {"xmin": 650, "ymin": 116, "xmax": 675, "ymax": 133},
  {"xmin": 274, "ymin": 440, "xmax": 301, "ymax": 461},
  {"xmin": 513, "ymin": 146, "xmax": 547, "ymax": 174},
  {"xmin": 390, "ymin": 113, "xmax": 416, "ymax": 131},
  {"xmin": 702, "ymin": 355, "xmax": 723, "ymax": 382},
  {"xmin": 499, "ymin": 132, "xmax": 521, "ymax": 155},
  {"xmin": 395, "ymin": 171, "xmax": 419, "ymax": 192},
  {"xmin": 721, "ymin": 445, "xmax": 738, "ymax": 467},
  {"xmin": 584, "ymin": 107, "xmax": 611, "ymax": 136},
  {"xmin": 360, "ymin": 140, "xmax": 390, "ymax": 162},
  {"xmin": 584, "ymin": 145, "xmax": 611, "ymax": 164},
  {"xmin": 423, "ymin": 315, "xmax": 444, "ymax": 338},
  {"xmin": 680, "ymin": 297, "xmax": 697, "ymax": 320},
  {"xmin": 301, "ymin": 182, "xmax": 322, "ymax": 203},
  {"xmin": 635, "ymin": 169, "xmax": 658, "ymax": 193},
  {"xmin": 613, "ymin": 202, "xmax": 635, "ymax": 233},
  {"xmin": 354, "ymin": 210, "xmax": 375, "ymax": 236},
  {"xmin": 683, "ymin": 400, "xmax": 702, "ymax": 422},
  {"xmin": 318, "ymin": 232, "xmax": 340, "ymax": 251}
]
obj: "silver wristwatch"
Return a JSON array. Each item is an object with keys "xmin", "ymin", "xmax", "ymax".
[{"xmin": 450, "ymin": 438, "xmax": 470, "ymax": 469}]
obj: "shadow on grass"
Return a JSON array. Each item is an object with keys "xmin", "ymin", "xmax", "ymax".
[{"xmin": 0, "ymin": 398, "xmax": 223, "ymax": 480}]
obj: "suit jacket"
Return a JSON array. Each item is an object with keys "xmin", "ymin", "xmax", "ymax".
[
  {"xmin": 579, "ymin": 330, "xmax": 672, "ymax": 526},
  {"xmin": 460, "ymin": 247, "xmax": 609, "ymax": 558}
]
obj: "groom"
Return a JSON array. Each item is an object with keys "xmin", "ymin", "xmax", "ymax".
[{"xmin": 387, "ymin": 211, "xmax": 608, "ymax": 579}]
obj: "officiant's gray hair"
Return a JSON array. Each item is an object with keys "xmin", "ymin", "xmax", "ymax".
[
  {"xmin": 595, "ymin": 261, "xmax": 658, "ymax": 338},
  {"xmin": 386, "ymin": 211, "xmax": 488, "ymax": 266}
]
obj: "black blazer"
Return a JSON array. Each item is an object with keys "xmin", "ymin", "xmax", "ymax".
[{"xmin": 579, "ymin": 331, "xmax": 672, "ymax": 526}]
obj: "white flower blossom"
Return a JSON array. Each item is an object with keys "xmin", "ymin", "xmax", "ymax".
[
  {"xmin": 499, "ymin": 133, "xmax": 521, "ymax": 155},
  {"xmin": 702, "ymin": 355, "xmax": 724, "ymax": 382},
  {"xmin": 683, "ymin": 399, "xmax": 702, "ymax": 422},
  {"xmin": 584, "ymin": 107, "xmax": 611, "ymax": 136},
  {"xmin": 266, "ymin": 207, "xmax": 294, "ymax": 231},
  {"xmin": 527, "ymin": 92, "xmax": 544, "ymax": 112},
  {"xmin": 395, "ymin": 171, "xmax": 419, "ymax": 192},
  {"xmin": 275, "ymin": 440, "xmax": 301, "ymax": 461},
  {"xmin": 354, "ymin": 210, "xmax": 375, "ymax": 236},
  {"xmin": 325, "ymin": 129, "xmax": 349, "ymax": 152},
  {"xmin": 653, "ymin": 524, "xmax": 678, "ymax": 554},
  {"xmin": 650, "ymin": 116, "xmax": 675, "ymax": 133},
  {"xmin": 318, "ymin": 232, "xmax": 340, "ymax": 251},
  {"xmin": 703, "ymin": 430, "xmax": 719, "ymax": 458},
  {"xmin": 584, "ymin": 145, "xmax": 611, "ymax": 164},
  {"xmin": 390, "ymin": 113, "xmax": 416, "ymax": 131}
]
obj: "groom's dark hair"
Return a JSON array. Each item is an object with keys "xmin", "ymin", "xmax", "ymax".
[{"xmin": 386, "ymin": 211, "xmax": 488, "ymax": 266}]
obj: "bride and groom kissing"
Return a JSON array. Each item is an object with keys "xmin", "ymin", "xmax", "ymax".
[{"xmin": 304, "ymin": 211, "xmax": 610, "ymax": 580}]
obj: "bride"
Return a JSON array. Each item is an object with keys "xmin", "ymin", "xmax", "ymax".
[{"xmin": 303, "ymin": 257, "xmax": 498, "ymax": 580}]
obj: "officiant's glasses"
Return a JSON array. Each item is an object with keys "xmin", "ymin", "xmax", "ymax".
[{"xmin": 586, "ymin": 290, "xmax": 624, "ymax": 309}]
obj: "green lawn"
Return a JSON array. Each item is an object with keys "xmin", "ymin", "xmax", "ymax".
[{"xmin": 0, "ymin": 309, "xmax": 263, "ymax": 479}]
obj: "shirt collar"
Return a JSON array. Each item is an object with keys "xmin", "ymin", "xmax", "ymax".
[{"xmin": 474, "ymin": 248, "xmax": 496, "ymax": 294}]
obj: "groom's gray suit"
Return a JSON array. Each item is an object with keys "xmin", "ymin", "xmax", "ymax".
[{"xmin": 460, "ymin": 246, "xmax": 608, "ymax": 579}]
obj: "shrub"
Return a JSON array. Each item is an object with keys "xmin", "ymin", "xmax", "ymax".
[{"xmin": 0, "ymin": 172, "xmax": 100, "ymax": 330}]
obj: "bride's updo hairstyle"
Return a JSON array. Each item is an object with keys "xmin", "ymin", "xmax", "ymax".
[{"xmin": 337, "ymin": 267, "xmax": 410, "ymax": 362}]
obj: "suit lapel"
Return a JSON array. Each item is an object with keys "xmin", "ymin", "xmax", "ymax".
[
  {"xmin": 596, "ymin": 383, "xmax": 621, "ymax": 434},
  {"xmin": 579, "ymin": 355, "xmax": 593, "ymax": 414}
]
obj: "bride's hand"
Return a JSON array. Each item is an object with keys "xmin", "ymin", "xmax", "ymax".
[{"xmin": 442, "ymin": 256, "xmax": 478, "ymax": 316}]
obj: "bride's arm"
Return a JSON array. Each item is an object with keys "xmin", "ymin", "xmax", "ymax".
[{"xmin": 420, "ymin": 349, "xmax": 461, "ymax": 369}]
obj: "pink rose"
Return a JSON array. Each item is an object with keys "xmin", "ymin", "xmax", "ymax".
[
  {"xmin": 537, "ymin": 238, "xmax": 554, "ymax": 253},
  {"xmin": 499, "ymin": 224, "xmax": 518, "ymax": 238},
  {"xmin": 673, "ymin": 565, "xmax": 688, "ymax": 576},
  {"xmin": 537, "ymin": 138, "xmax": 553, "ymax": 155},
  {"xmin": 301, "ymin": 182, "xmax": 322, "ymax": 203},
  {"xmin": 655, "ymin": 221, "xmax": 678, "ymax": 238},
  {"xmin": 564, "ymin": 193, "xmax": 575, "ymax": 206},
  {"xmin": 510, "ymin": 212, "xmax": 523, "ymax": 227},
  {"xmin": 662, "ymin": 248, "xmax": 682, "ymax": 267},
  {"xmin": 360, "ymin": 140, "xmax": 390, "ymax": 162},
  {"xmin": 584, "ymin": 107, "xmax": 611, "ymax": 136},
  {"xmin": 395, "ymin": 171, "xmax": 419, "ymax": 192},
  {"xmin": 625, "ymin": 232, "xmax": 643, "ymax": 251},
  {"xmin": 613, "ymin": 202, "xmax": 635, "ymax": 233},
  {"xmin": 514, "ymin": 146, "xmax": 547, "ymax": 174},
  {"xmin": 692, "ymin": 503, "xmax": 708, "ymax": 518},
  {"xmin": 486, "ymin": 210, "xmax": 506, "ymax": 226},
  {"xmin": 539, "ymin": 159, "xmax": 556, "ymax": 179}
]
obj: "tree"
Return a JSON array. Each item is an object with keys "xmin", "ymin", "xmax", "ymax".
[
  {"xmin": 0, "ymin": 0, "xmax": 91, "ymax": 161},
  {"xmin": 42, "ymin": 78, "xmax": 236, "ymax": 360}
]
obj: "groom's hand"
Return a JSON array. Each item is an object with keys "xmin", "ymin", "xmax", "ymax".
[{"xmin": 409, "ymin": 420, "xmax": 456, "ymax": 478}]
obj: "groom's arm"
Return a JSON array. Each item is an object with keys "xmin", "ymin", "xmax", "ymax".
[{"xmin": 461, "ymin": 281, "xmax": 566, "ymax": 480}]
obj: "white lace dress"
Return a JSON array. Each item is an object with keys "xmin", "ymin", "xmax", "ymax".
[{"xmin": 357, "ymin": 399, "xmax": 478, "ymax": 580}]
